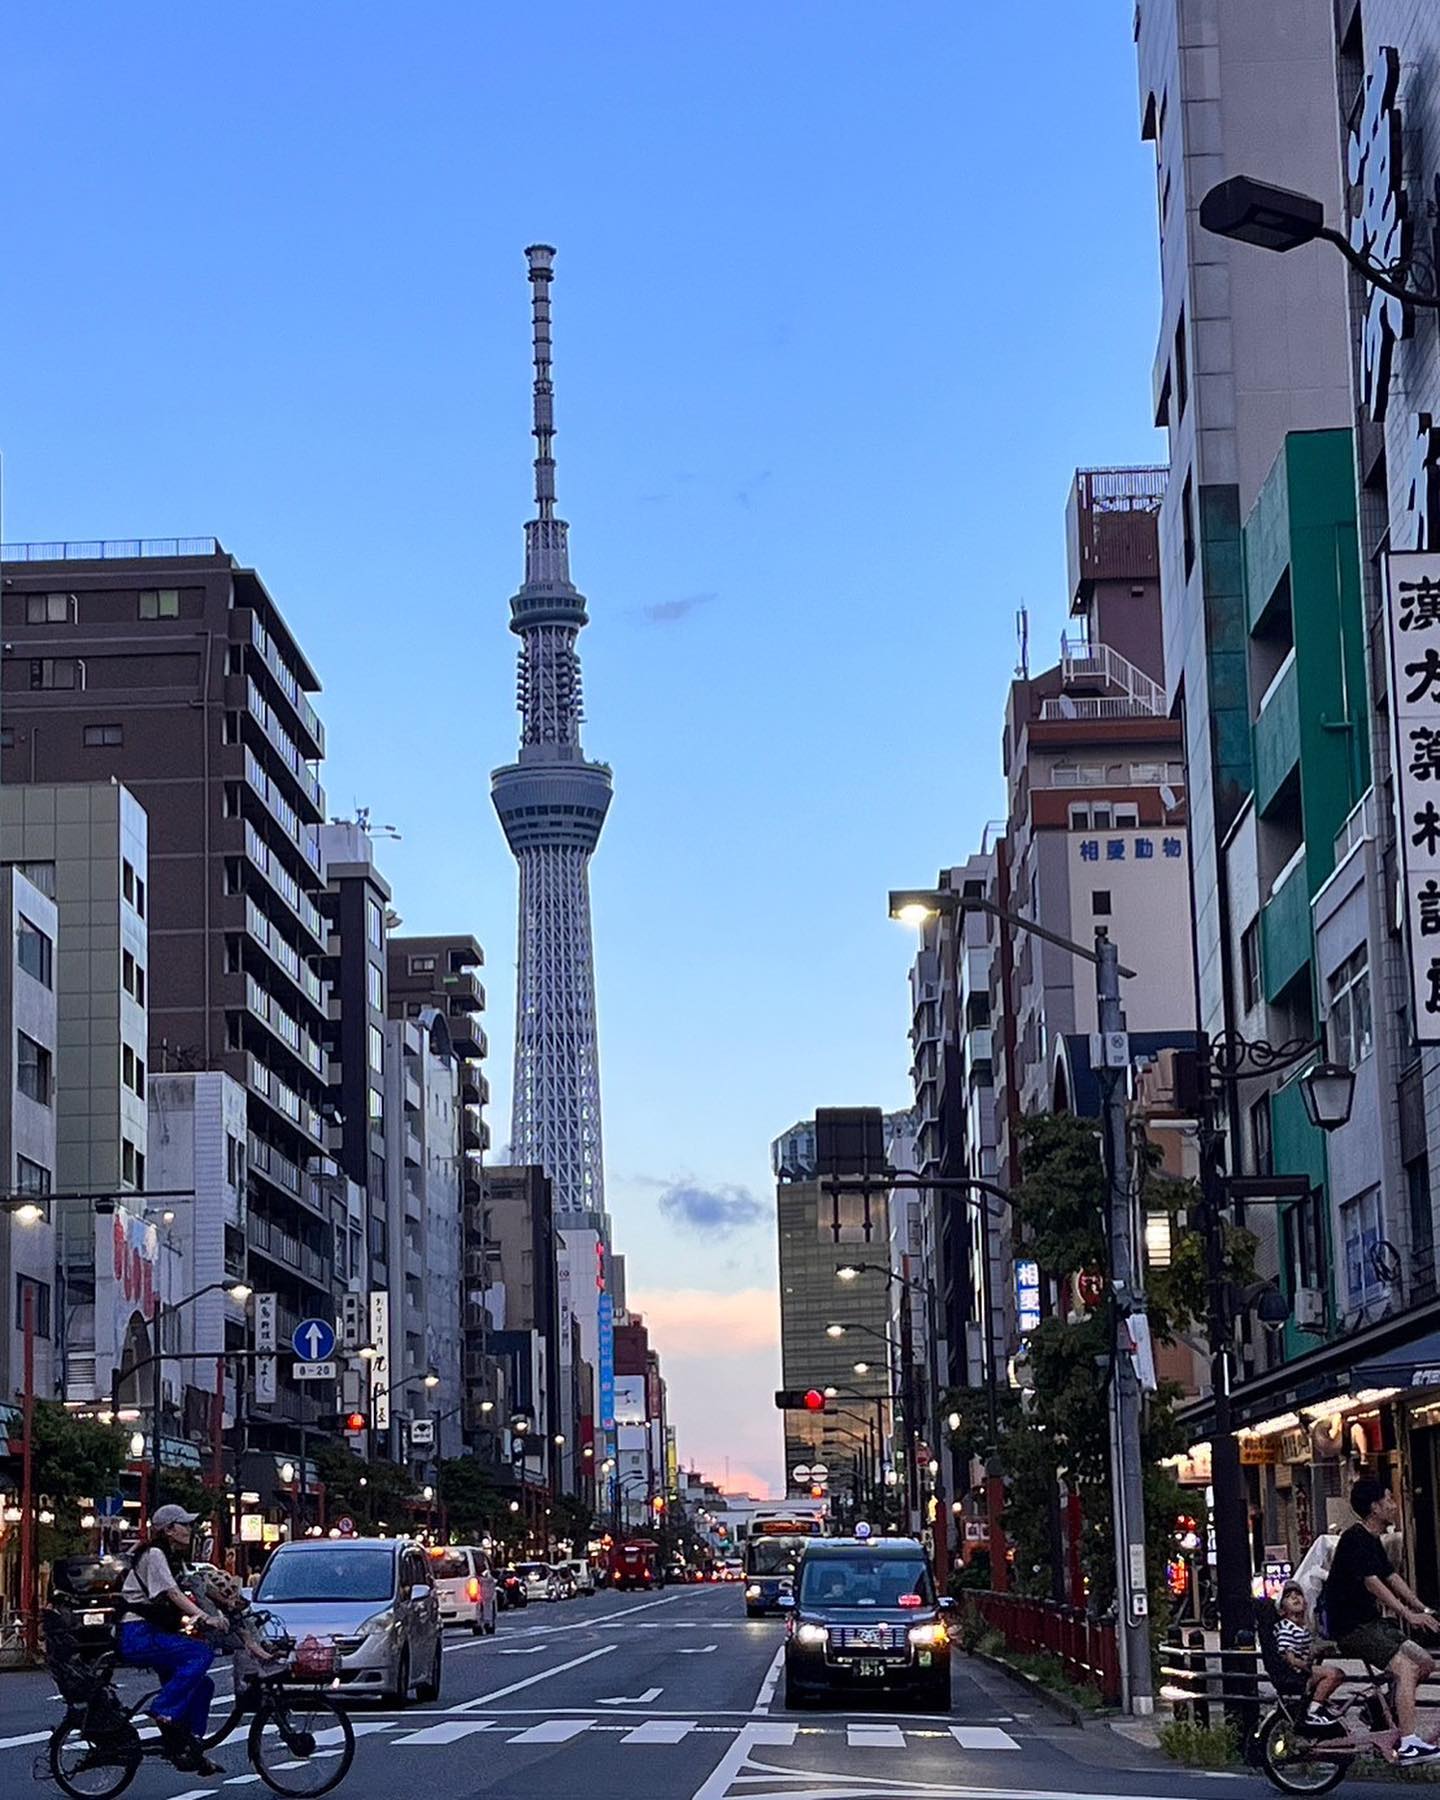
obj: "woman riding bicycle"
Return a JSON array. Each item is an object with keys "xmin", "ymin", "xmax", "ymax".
[{"xmin": 116, "ymin": 1504, "xmax": 223, "ymax": 1776}]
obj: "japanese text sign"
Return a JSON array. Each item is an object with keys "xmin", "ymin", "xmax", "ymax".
[{"xmin": 1386, "ymin": 552, "xmax": 1440, "ymax": 1040}]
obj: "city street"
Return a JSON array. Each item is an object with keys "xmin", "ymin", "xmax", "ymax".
[{"xmin": 2, "ymin": 1583, "xmax": 1278, "ymax": 1800}]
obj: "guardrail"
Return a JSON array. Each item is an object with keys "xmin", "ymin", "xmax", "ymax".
[{"xmin": 968, "ymin": 1591, "xmax": 1120, "ymax": 1705}]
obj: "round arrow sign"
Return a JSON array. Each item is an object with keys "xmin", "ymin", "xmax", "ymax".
[
  {"xmin": 293, "ymin": 1317, "xmax": 336, "ymax": 1362},
  {"xmin": 791, "ymin": 1465, "xmax": 812, "ymax": 1481},
  {"xmin": 810, "ymin": 1463, "xmax": 829, "ymax": 1479}
]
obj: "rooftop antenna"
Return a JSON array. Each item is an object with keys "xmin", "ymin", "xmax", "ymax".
[
  {"xmin": 352, "ymin": 804, "xmax": 401, "ymax": 841},
  {"xmin": 1015, "ymin": 605, "xmax": 1030, "ymax": 679}
]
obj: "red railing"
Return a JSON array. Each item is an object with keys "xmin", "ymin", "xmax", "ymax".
[{"xmin": 968, "ymin": 1590, "xmax": 1120, "ymax": 1705}]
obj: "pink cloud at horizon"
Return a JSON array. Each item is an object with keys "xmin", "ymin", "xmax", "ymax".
[{"xmin": 628, "ymin": 1285, "xmax": 783, "ymax": 1497}]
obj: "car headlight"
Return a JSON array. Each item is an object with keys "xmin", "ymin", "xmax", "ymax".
[
  {"xmin": 745, "ymin": 1585, "xmax": 762, "ymax": 1599},
  {"xmin": 360, "ymin": 1609, "xmax": 396, "ymax": 1636},
  {"xmin": 908, "ymin": 1621, "xmax": 948, "ymax": 1647},
  {"xmin": 796, "ymin": 1623, "xmax": 827, "ymax": 1647}
]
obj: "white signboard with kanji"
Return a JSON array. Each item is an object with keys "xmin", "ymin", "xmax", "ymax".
[{"xmin": 1386, "ymin": 552, "xmax": 1440, "ymax": 1041}]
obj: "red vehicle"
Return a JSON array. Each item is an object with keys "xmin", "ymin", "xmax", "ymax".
[{"xmin": 608, "ymin": 1539, "xmax": 659, "ymax": 1591}]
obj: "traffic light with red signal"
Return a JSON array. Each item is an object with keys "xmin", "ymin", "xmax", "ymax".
[
  {"xmin": 774, "ymin": 1389, "xmax": 828, "ymax": 1412},
  {"xmin": 317, "ymin": 1410, "xmax": 368, "ymax": 1433}
]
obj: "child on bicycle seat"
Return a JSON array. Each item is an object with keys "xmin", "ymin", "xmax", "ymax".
[
  {"xmin": 1278, "ymin": 1581, "xmax": 1343, "ymax": 1725},
  {"xmin": 194, "ymin": 1569, "xmax": 282, "ymax": 1670}
]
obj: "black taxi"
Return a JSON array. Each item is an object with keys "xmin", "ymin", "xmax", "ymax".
[{"xmin": 782, "ymin": 1529, "xmax": 951, "ymax": 1710}]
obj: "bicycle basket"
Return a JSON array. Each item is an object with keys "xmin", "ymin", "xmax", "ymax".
[{"xmin": 289, "ymin": 1634, "xmax": 337, "ymax": 1680}]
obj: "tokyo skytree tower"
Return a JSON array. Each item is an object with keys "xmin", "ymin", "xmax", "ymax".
[{"xmin": 492, "ymin": 245, "xmax": 612, "ymax": 1216}]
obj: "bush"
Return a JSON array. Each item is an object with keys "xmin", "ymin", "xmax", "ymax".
[{"xmin": 1158, "ymin": 1720, "xmax": 1241, "ymax": 1767}]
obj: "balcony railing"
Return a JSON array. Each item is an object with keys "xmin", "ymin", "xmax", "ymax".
[
  {"xmin": 250, "ymin": 614, "xmax": 325, "ymax": 755},
  {"xmin": 1, "ymin": 536, "xmax": 218, "ymax": 562},
  {"xmin": 1333, "ymin": 788, "xmax": 1377, "ymax": 866}
]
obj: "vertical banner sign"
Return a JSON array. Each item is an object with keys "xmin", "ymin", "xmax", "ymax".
[
  {"xmin": 597, "ymin": 1291, "xmax": 615, "ymax": 1445},
  {"xmin": 369, "ymin": 1290, "xmax": 391, "ymax": 1429},
  {"xmin": 254, "ymin": 1291, "xmax": 278, "ymax": 1407},
  {"xmin": 339, "ymin": 1292, "xmax": 363, "ymax": 1352},
  {"xmin": 1386, "ymin": 552, "xmax": 1440, "ymax": 1042}
]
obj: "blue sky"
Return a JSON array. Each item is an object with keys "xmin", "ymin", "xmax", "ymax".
[{"xmin": 2, "ymin": 2, "xmax": 1165, "ymax": 1495}]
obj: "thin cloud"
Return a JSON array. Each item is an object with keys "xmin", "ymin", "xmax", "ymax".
[
  {"xmin": 630, "ymin": 1286, "xmax": 779, "ymax": 1356},
  {"xmin": 658, "ymin": 1180, "xmax": 768, "ymax": 1237},
  {"xmin": 636, "ymin": 591, "xmax": 717, "ymax": 626}
]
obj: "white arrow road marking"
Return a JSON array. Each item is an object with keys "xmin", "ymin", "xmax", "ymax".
[
  {"xmin": 750, "ymin": 1643, "xmax": 785, "ymax": 1713},
  {"xmin": 598, "ymin": 1687, "xmax": 663, "ymax": 1705},
  {"xmin": 509, "ymin": 1719, "xmax": 592, "ymax": 1744},
  {"xmin": 0, "ymin": 1731, "xmax": 49, "ymax": 1751},
  {"xmin": 454, "ymin": 1642, "xmax": 616, "ymax": 1710},
  {"xmin": 393, "ymin": 1721, "xmax": 499, "ymax": 1746},
  {"xmin": 499, "ymin": 1644, "xmax": 551, "ymax": 1656},
  {"xmin": 677, "ymin": 1643, "xmax": 718, "ymax": 1654}
]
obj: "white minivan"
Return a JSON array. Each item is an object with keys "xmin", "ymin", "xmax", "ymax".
[
  {"xmin": 429, "ymin": 1545, "xmax": 498, "ymax": 1635},
  {"xmin": 561, "ymin": 1558, "xmax": 595, "ymax": 1595}
]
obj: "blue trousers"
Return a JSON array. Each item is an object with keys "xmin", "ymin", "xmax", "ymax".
[{"xmin": 117, "ymin": 1620, "xmax": 215, "ymax": 1738}]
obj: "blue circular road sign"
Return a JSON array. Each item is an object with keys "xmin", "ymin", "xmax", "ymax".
[{"xmin": 293, "ymin": 1317, "xmax": 336, "ymax": 1362}]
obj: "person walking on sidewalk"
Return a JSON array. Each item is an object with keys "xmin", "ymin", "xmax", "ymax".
[
  {"xmin": 1325, "ymin": 1477, "xmax": 1440, "ymax": 1765},
  {"xmin": 117, "ymin": 1504, "xmax": 221, "ymax": 1776}
]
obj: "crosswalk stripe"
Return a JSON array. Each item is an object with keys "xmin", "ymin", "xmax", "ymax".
[
  {"xmin": 745, "ymin": 1722, "xmax": 798, "ymax": 1746},
  {"xmin": 393, "ymin": 1721, "xmax": 498, "ymax": 1746},
  {"xmin": 509, "ymin": 1719, "xmax": 593, "ymax": 1744},
  {"xmin": 847, "ymin": 1724, "xmax": 906, "ymax": 1748},
  {"xmin": 951, "ymin": 1725, "xmax": 1021, "ymax": 1750},
  {"xmin": 620, "ymin": 1720, "xmax": 696, "ymax": 1744}
]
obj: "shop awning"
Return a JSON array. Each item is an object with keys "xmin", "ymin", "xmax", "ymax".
[{"xmin": 1348, "ymin": 1329, "xmax": 1440, "ymax": 1394}]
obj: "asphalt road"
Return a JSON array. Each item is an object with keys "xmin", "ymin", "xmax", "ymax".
[{"xmin": 2, "ymin": 1581, "xmax": 1285, "ymax": 1800}]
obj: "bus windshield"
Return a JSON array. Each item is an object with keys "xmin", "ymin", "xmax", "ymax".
[{"xmin": 745, "ymin": 1538, "xmax": 801, "ymax": 1578}]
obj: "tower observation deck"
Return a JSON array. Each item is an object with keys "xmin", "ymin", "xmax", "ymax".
[{"xmin": 491, "ymin": 245, "xmax": 612, "ymax": 1216}]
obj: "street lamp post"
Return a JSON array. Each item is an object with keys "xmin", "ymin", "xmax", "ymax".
[
  {"xmin": 1192, "ymin": 1032, "xmax": 1355, "ymax": 1673},
  {"xmin": 145, "ymin": 1280, "xmax": 252, "ymax": 1486},
  {"xmin": 890, "ymin": 881, "xmax": 1151, "ymax": 1711}
]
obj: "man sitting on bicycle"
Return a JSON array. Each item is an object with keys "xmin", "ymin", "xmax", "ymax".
[
  {"xmin": 1326, "ymin": 1476, "xmax": 1440, "ymax": 1765},
  {"xmin": 116, "ymin": 1505, "xmax": 223, "ymax": 1777}
]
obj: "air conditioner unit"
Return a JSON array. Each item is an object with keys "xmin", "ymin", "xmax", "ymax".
[{"xmin": 1293, "ymin": 1287, "xmax": 1327, "ymax": 1331}]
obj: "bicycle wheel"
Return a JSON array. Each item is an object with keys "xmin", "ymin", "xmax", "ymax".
[
  {"xmin": 1256, "ymin": 1708, "xmax": 1350, "ymax": 1796},
  {"xmin": 247, "ymin": 1690, "xmax": 355, "ymax": 1798},
  {"xmin": 47, "ymin": 1722, "xmax": 141, "ymax": 1800},
  {"xmin": 202, "ymin": 1690, "xmax": 248, "ymax": 1751}
]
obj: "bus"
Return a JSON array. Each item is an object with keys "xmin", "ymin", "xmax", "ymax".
[{"xmin": 742, "ymin": 1511, "xmax": 824, "ymax": 1617}]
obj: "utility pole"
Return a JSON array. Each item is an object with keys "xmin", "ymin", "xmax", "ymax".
[{"xmin": 1095, "ymin": 933, "xmax": 1153, "ymax": 1715}]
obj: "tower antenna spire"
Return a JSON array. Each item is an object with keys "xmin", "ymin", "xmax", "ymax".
[{"xmin": 527, "ymin": 244, "xmax": 558, "ymax": 522}]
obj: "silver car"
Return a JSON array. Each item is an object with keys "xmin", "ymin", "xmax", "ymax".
[{"xmin": 253, "ymin": 1537, "xmax": 442, "ymax": 1706}]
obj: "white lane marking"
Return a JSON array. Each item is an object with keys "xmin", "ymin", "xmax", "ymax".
[
  {"xmin": 500, "ymin": 1591, "xmax": 695, "ymax": 1638},
  {"xmin": 392, "ymin": 1721, "xmax": 498, "ymax": 1746},
  {"xmin": 508, "ymin": 1718, "xmax": 592, "ymax": 1744},
  {"xmin": 499, "ymin": 1645, "xmax": 550, "ymax": 1656},
  {"xmin": 598, "ymin": 1687, "xmax": 663, "ymax": 1705},
  {"xmin": 750, "ymin": 1642, "xmax": 785, "ymax": 1714},
  {"xmin": 688, "ymin": 1722, "xmax": 794, "ymax": 1800},
  {"xmin": 222, "ymin": 1777, "xmax": 264, "ymax": 1786},
  {"xmin": 951, "ymin": 1725, "xmax": 1021, "ymax": 1750},
  {"xmin": 620, "ymin": 1719, "xmax": 696, "ymax": 1744},
  {"xmin": 848, "ymin": 1723, "xmax": 906, "ymax": 1747},
  {"xmin": 677, "ymin": 1643, "xmax": 717, "ymax": 1655},
  {"xmin": 0, "ymin": 1730, "xmax": 49, "ymax": 1751},
  {"xmin": 167, "ymin": 1790, "xmax": 218, "ymax": 1799},
  {"xmin": 454, "ymin": 1642, "xmax": 617, "ymax": 1710}
]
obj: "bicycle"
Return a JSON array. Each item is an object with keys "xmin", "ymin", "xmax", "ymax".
[
  {"xmin": 1256, "ymin": 1661, "xmax": 1430, "ymax": 1794},
  {"xmin": 41, "ymin": 1609, "xmax": 356, "ymax": 1800}
]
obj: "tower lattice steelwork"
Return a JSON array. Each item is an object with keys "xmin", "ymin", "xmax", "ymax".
[{"xmin": 492, "ymin": 245, "xmax": 612, "ymax": 1216}]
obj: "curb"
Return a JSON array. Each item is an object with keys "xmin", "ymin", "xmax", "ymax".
[{"xmin": 965, "ymin": 1647, "xmax": 1096, "ymax": 1728}]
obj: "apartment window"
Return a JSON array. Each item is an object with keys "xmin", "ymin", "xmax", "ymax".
[
  {"xmin": 83, "ymin": 724, "xmax": 123, "ymax": 747},
  {"xmin": 369, "ymin": 1086, "xmax": 384, "ymax": 1124},
  {"xmin": 1091, "ymin": 803, "xmax": 1112, "ymax": 832},
  {"xmin": 1241, "ymin": 921, "xmax": 1262, "ymax": 1012},
  {"xmin": 1174, "ymin": 307, "xmax": 1189, "ymax": 419},
  {"xmin": 366, "ymin": 963, "xmax": 383, "ymax": 1011},
  {"xmin": 122, "ymin": 1043, "xmax": 146, "ymax": 1096},
  {"xmin": 1068, "ymin": 804, "xmax": 1090, "ymax": 831},
  {"xmin": 1092, "ymin": 890, "xmax": 1113, "ymax": 917},
  {"xmin": 17, "ymin": 917, "xmax": 53, "ymax": 988},
  {"xmin": 1182, "ymin": 472, "xmax": 1196, "ymax": 579},
  {"xmin": 122, "ymin": 950, "xmax": 146, "ymax": 1005},
  {"xmin": 26, "ymin": 593, "xmax": 71, "ymax": 624},
  {"xmin": 1114, "ymin": 804, "xmax": 1139, "ymax": 829},
  {"xmin": 368, "ymin": 1024, "xmax": 384, "ymax": 1075},
  {"xmin": 138, "ymin": 588, "xmax": 179, "ymax": 620},
  {"xmin": 123, "ymin": 860, "xmax": 146, "ymax": 918},
  {"xmin": 0, "ymin": 728, "xmax": 12, "ymax": 749},
  {"xmin": 122, "ymin": 1140, "xmax": 136, "ymax": 1185},
  {"xmin": 15, "ymin": 861, "xmax": 55, "ymax": 898},
  {"xmin": 1340, "ymin": 1188, "xmax": 1385, "ymax": 1307},
  {"xmin": 1250, "ymin": 1096, "xmax": 1273, "ymax": 1178},
  {"xmin": 1328, "ymin": 946, "xmax": 1373, "ymax": 1068},
  {"xmin": 226, "ymin": 1133, "xmax": 243, "ymax": 1187},
  {"xmin": 16, "ymin": 1155, "xmax": 51, "ymax": 1196},
  {"xmin": 17, "ymin": 1033, "xmax": 52, "ymax": 1105},
  {"xmin": 409, "ymin": 954, "xmax": 436, "ymax": 974},
  {"xmin": 15, "ymin": 1276, "xmax": 51, "ymax": 1339},
  {"xmin": 30, "ymin": 658, "xmax": 82, "ymax": 690},
  {"xmin": 367, "ymin": 898, "xmax": 383, "ymax": 949}
]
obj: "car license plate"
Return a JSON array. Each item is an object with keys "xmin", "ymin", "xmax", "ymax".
[
  {"xmin": 856, "ymin": 1658, "xmax": 886, "ymax": 1679},
  {"xmin": 82, "ymin": 1612, "xmax": 106, "ymax": 1627}
]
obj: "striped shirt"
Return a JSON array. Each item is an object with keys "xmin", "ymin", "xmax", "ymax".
[{"xmin": 1277, "ymin": 1618, "xmax": 1314, "ymax": 1666}]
